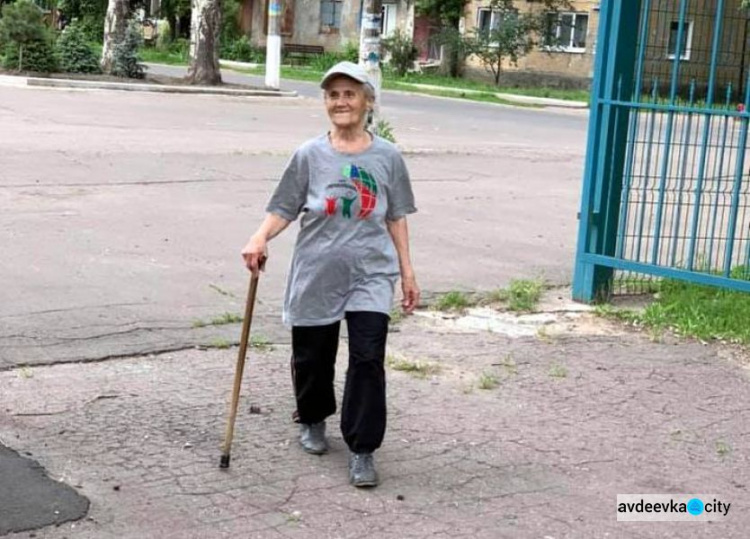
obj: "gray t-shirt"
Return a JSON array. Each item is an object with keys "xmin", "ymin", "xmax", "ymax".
[{"xmin": 266, "ymin": 133, "xmax": 417, "ymax": 327}]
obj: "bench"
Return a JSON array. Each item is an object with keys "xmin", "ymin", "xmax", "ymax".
[{"xmin": 283, "ymin": 44, "xmax": 325, "ymax": 65}]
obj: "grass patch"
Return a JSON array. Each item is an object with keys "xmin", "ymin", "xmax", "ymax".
[
  {"xmin": 250, "ymin": 335, "xmax": 273, "ymax": 351},
  {"xmin": 210, "ymin": 312, "xmax": 243, "ymax": 325},
  {"xmin": 192, "ymin": 312, "xmax": 243, "ymax": 328},
  {"xmin": 599, "ymin": 278, "xmax": 750, "ymax": 345},
  {"xmin": 139, "ymin": 48, "xmax": 188, "ymax": 66},
  {"xmin": 478, "ymin": 372, "xmax": 499, "ymax": 390},
  {"xmin": 483, "ymin": 288, "xmax": 509, "ymax": 304},
  {"xmin": 386, "ymin": 354, "xmax": 440, "ymax": 378},
  {"xmin": 432, "ymin": 291, "xmax": 474, "ymax": 311},
  {"xmin": 387, "ymin": 85, "xmax": 541, "ymax": 108},
  {"xmin": 389, "ymin": 71, "xmax": 589, "ymax": 102},
  {"xmin": 210, "ymin": 338, "xmax": 232, "ymax": 349},
  {"xmin": 389, "ymin": 308, "xmax": 405, "ymax": 325},
  {"xmin": 639, "ymin": 279, "xmax": 750, "ymax": 344},
  {"xmin": 507, "ymin": 279, "xmax": 545, "ymax": 312},
  {"xmin": 226, "ymin": 64, "xmax": 582, "ymax": 105},
  {"xmin": 548, "ymin": 362, "xmax": 568, "ymax": 379},
  {"xmin": 716, "ymin": 440, "xmax": 732, "ymax": 458},
  {"xmin": 593, "ymin": 304, "xmax": 640, "ymax": 323},
  {"xmin": 497, "ymin": 353, "xmax": 518, "ymax": 376}
]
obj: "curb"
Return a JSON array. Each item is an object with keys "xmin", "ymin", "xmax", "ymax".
[
  {"xmin": 0, "ymin": 74, "xmax": 297, "ymax": 97},
  {"xmin": 395, "ymin": 82, "xmax": 589, "ymax": 109}
]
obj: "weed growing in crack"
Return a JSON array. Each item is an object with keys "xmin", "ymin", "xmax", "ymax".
[
  {"xmin": 478, "ymin": 372, "xmax": 499, "ymax": 390},
  {"xmin": 250, "ymin": 335, "xmax": 273, "ymax": 351},
  {"xmin": 210, "ymin": 338, "xmax": 232, "ymax": 349},
  {"xmin": 716, "ymin": 440, "xmax": 732, "ymax": 458},
  {"xmin": 432, "ymin": 291, "xmax": 474, "ymax": 312},
  {"xmin": 192, "ymin": 312, "xmax": 243, "ymax": 329},
  {"xmin": 507, "ymin": 278, "xmax": 544, "ymax": 312},
  {"xmin": 548, "ymin": 362, "xmax": 568, "ymax": 379},
  {"xmin": 497, "ymin": 353, "xmax": 518, "ymax": 376},
  {"xmin": 386, "ymin": 354, "xmax": 440, "ymax": 378},
  {"xmin": 389, "ymin": 308, "xmax": 405, "ymax": 325}
]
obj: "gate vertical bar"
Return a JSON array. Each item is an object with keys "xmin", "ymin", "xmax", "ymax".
[
  {"xmin": 573, "ymin": 0, "xmax": 643, "ymax": 302},
  {"xmin": 686, "ymin": 0, "xmax": 728, "ymax": 270},
  {"xmin": 616, "ymin": 0, "xmax": 653, "ymax": 260},
  {"xmin": 723, "ymin": 75, "xmax": 750, "ymax": 275},
  {"xmin": 651, "ymin": 0, "xmax": 690, "ymax": 264}
]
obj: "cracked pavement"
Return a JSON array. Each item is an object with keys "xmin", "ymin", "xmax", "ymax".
[
  {"xmin": 2, "ymin": 314, "xmax": 749, "ymax": 537},
  {"xmin": 1, "ymin": 76, "xmax": 748, "ymax": 537}
]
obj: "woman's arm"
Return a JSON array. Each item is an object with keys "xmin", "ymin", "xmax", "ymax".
[
  {"xmin": 387, "ymin": 216, "xmax": 419, "ymax": 314},
  {"xmin": 241, "ymin": 213, "xmax": 291, "ymax": 275}
]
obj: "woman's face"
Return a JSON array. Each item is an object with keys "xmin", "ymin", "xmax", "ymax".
[{"xmin": 324, "ymin": 76, "xmax": 372, "ymax": 130}]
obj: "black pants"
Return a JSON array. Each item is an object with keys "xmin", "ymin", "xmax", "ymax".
[{"xmin": 291, "ymin": 311, "xmax": 388, "ymax": 454}]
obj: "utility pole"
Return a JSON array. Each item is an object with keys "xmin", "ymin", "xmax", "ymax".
[
  {"xmin": 359, "ymin": 0, "xmax": 383, "ymax": 129},
  {"xmin": 265, "ymin": 0, "xmax": 281, "ymax": 89}
]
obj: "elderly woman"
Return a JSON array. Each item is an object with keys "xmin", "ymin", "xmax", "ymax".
[{"xmin": 241, "ymin": 61, "xmax": 418, "ymax": 488}]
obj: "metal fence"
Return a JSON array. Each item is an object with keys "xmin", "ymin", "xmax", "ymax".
[{"xmin": 574, "ymin": 0, "xmax": 750, "ymax": 301}]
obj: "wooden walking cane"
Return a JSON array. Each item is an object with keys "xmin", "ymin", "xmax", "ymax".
[{"xmin": 219, "ymin": 270, "xmax": 262, "ymax": 469}]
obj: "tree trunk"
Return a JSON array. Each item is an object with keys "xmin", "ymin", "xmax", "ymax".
[
  {"xmin": 101, "ymin": 0, "xmax": 129, "ymax": 73},
  {"xmin": 188, "ymin": 0, "xmax": 222, "ymax": 85}
]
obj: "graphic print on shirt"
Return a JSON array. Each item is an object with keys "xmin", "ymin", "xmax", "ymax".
[{"xmin": 324, "ymin": 164, "xmax": 379, "ymax": 220}]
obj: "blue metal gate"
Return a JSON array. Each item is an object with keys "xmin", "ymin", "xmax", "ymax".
[{"xmin": 573, "ymin": 0, "xmax": 750, "ymax": 301}]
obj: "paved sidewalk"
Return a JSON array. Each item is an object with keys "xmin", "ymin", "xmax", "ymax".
[
  {"xmin": 1, "ymin": 309, "xmax": 748, "ymax": 538},
  {"xmin": 0, "ymin": 74, "xmax": 296, "ymax": 97}
]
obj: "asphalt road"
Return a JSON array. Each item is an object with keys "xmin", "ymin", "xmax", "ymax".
[{"xmin": 0, "ymin": 71, "xmax": 589, "ymax": 368}]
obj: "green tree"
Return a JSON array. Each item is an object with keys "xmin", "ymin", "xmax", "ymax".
[
  {"xmin": 0, "ymin": 0, "xmax": 53, "ymax": 71},
  {"xmin": 470, "ymin": 0, "xmax": 571, "ymax": 85},
  {"xmin": 55, "ymin": 20, "xmax": 101, "ymax": 73},
  {"xmin": 416, "ymin": 0, "xmax": 469, "ymax": 77},
  {"xmin": 159, "ymin": 0, "xmax": 191, "ymax": 41},
  {"xmin": 383, "ymin": 29, "xmax": 419, "ymax": 77},
  {"xmin": 110, "ymin": 19, "xmax": 144, "ymax": 77}
]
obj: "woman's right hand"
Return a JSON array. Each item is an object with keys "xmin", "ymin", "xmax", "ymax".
[{"xmin": 241, "ymin": 235, "xmax": 268, "ymax": 276}]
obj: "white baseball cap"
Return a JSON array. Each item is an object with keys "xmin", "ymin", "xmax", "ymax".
[{"xmin": 320, "ymin": 61, "xmax": 375, "ymax": 93}]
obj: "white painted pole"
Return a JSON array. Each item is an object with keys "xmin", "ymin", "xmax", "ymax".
[
  {"xmin": 359, "ymin": 0, "xmax": 383, "ymax": 129},
  {"xmin": 265, "ymin": 0, "xmax": 282, "ymax": 89}
]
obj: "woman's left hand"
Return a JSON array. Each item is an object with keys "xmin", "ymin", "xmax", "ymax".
[{"xmin": 401, "ymin": 275, "xmax": 420, "ymax": 314}]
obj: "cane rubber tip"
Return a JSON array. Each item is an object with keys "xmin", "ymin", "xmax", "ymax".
[{"xmin": 219, "ymin": 454, "xmax": 230, "ymax": 469}]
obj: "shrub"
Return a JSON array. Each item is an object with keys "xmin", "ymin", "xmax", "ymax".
[
  {"xmin": 382, "ymin": 29, "xmax": 418, "ymax": 77},
  {"xmin": 3, "ymin": 38, "xmax": 57, "ymax": 72},
  {"xmin": 342, "ymin": 41, "xmax": 359, "ymax": 63},
  {"xmin": 221, "ymin": 35, "xmax": 264, "ymax": 63},
  {"xmin": 0, "ymin": 0, "xmax": 47, "ymax": 47},
  {"xmin": 111, "ymin": 21, "xmax": 145, "ymax": 78},
  {"xmin": 0, "ymin": 0, "xmax": 56, "ymax": 72},
  {"xmin": 310, "ymin": 51, "xmax": 352, "ymax": 72},
  {"xmin": 168, "ymin": 37, "xmax": 190, "ymax": 57},
  {"xmin": 55, "ymin": 22, "xmax": 101, "ymax": 73}
]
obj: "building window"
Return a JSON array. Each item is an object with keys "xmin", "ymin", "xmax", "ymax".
[
  {"xmin": 320, "ymin": 0, "xmax": 342, "ymax": 32},
  {"xmin": 381, "ymin": 2, "xmax": 397, "ymax": 38},
  {"xmin": 667, "ymin": 20, "xmax": 693, "ymax": 61},
  {"xmin": 544, "ymin": 12, "xmax": 588, "ymax": 53},
  {"xmin": 477, "ymin": 7, "xmax": 519, "ymax": 41}
]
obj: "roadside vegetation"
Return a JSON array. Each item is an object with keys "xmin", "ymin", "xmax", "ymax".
[
  {"xmin": 596, "ymin": 278, "xmax": 750, "ymax": 345},
  {"xmin": 431, "ymin": 278, "xmax": 546, "ymax": 314}
]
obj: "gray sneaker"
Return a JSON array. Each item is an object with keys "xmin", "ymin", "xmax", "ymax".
[
  {"xmin": 299, "ymin": 422, "xmax": 328, "ymax": 455},
  {"xmin": 349, "ymin": 452, "xmax": 378, "ymax": 488}
]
